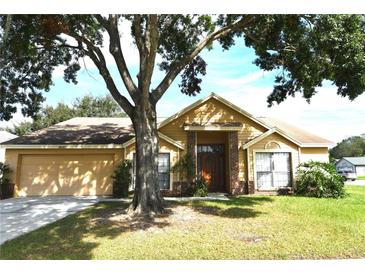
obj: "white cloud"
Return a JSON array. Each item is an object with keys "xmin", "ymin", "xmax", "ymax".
[{"xmin": 217, "ymin": 70, "xmax": 269, "ymax": 87}]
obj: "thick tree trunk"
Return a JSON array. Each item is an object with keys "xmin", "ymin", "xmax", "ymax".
[{"xmin": 128, "ymin": 98, "xmax": 164, "ymax": 215}]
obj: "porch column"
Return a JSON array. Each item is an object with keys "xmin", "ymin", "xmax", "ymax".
[
  {"xmin": 187, "ymin": 131, "xmax": 197, "ymax": 179},
  {"xmin": 229, "ymin": 131, "xmax": 242, "ymax": 194}
]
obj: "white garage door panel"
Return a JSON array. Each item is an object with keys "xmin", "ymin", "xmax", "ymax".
[{"xmin": 19, "ymin": 154, "xmax": 114, "ymax": 196}]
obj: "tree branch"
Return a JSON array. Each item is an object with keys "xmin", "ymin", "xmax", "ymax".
[
  {"xmin": 96, "ymin": 14, "xmax": 138, "ymax": 102},
  {"xmin": 151, "ymin": 15, "xmax": 254, "ymax": 103},
  {"xmin": 139, "ymin": 15, "xmax": 159, "ymax": 98},
  {"xmin": 133, "ymin": 15, "xmax": 144, "ymax": 55},
  {"xmin": 65, "ymin": 31, "xmax": 134, "ymax": 116}
]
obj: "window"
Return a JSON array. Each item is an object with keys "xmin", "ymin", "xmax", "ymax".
[
  {"xmin": 158, "ymin": 153, "xmax": 170, "ymax": 190},
  {"xmin": 132, "ymin": 153, "xmax": 170, "ymax": 190},
  {"xmin": 255, "ymin": 152, "xmax": 291, "ymax": 189},
  {"xmin": 197, "ymin": 144, "xmax": 224, "ymax": 153}
]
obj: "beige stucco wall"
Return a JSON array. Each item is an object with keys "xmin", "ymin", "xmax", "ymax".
[{"xmin": 300, "ymin": 147, "xmax": 329, "ymax": 163}]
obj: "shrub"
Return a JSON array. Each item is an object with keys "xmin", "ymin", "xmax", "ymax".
[
  {"xmin": 0, "ymin": 162, "xmax": 12, "ymax": 184},
  {"xmin": 294, "ymin": 161, "xmax": 345, "ymax": 198},
  {"xmin": 111, "ymin": 160, "xmax": 132, "ymax": 198},
  {"xmin": 171, "ymin": 153, "xmax": 195, "ymax": 182},
  {"xmin": 194, "ymin": 177, "xmax": 208, "ymax": 197}
]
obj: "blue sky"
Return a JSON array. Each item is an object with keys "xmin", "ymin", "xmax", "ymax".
[{"xmin": 3, "ymin": 36, "xmax": 365, "ymax": 144}]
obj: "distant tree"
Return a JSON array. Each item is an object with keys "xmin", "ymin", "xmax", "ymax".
[
  {"xmin": 6, "ymin": 94, "xmax": 126, "ymax": 136},
  {"xmin": 330, "ymin": 136, "xmax": 365, "ymax": 159},
  {"xmin": 73, "ymin": 94, "xmax": 125, "ymax": 118},
  {"xmin": 6, "ymin": 121, "xmax": 34, "ymax": 136}
]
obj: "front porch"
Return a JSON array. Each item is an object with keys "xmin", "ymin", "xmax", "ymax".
[{"xmin": 186, "ymin": 129, "xmax": 246, "ymax": 195}]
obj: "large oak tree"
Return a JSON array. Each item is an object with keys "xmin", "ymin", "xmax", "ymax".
[{"xmin": 1, "ymin": 15, "xmax": 365, "ymax": 214}]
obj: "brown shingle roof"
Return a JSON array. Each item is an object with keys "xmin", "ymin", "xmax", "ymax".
[
  {"xmin": 257, "ymin": 117, "xmax": 332, "ymax": 145},
  {"xmin": 1, "ymin": 118, "xmax": 165, "ymax": 145}
]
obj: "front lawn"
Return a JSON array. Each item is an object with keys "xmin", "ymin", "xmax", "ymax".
[
  {"xmin": 1, "ymin": 186, "xmax": 365, "ymax": 259},
  {"xmin": 357, "ymin": 176, "xmax": 365, "ymax": 180}
]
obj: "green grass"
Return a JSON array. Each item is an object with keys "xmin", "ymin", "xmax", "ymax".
[
  {"xmin": 1, "ymin": 186, "xmax": 365, "ymax": 259},
  {"xmin": 357, "ymin": 176, "xmax": 365, "ymax": 180}
]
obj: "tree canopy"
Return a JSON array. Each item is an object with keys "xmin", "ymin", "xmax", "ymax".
[
  {"xmin": 1, "ymin": 15, "xmax": 365, "ymax": 121},
  {"xmin": 4, "ymin": 94, "xmax": 126, "ymax": 136},
  {"xmin": 330, "ymin": 136, "xmax": 365, "ymax": 159}
]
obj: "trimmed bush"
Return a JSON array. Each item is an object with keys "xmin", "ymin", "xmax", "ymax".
[
  {"xmin": 194, "ymin": 177, "xmax": 208, "ymax": 197},
  {"xmin": 0, "ymin": 162, "xmax": 14, "ymax": 199},
  {"xmin": 111, "ymin": 160, "xmax": 132, "ymax": 198},
  {"xmin": 0, "ymin": 162, "xmax": 12, "ymax": 184},
  {"xmin": 295, "ymin": 161, "xmax": 345, "ymax": 198}
]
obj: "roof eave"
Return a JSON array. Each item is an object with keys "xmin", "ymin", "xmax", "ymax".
[{"xmin": 121, "ymin": 132, "xmax": 185, "ymax": 150}]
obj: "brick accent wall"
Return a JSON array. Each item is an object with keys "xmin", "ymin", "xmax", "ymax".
[
  {"xmin": 231, "ymin": 181, "xmax": 247, "ymax": 195},
  {"xmin": 229, "ymin": 132, "xmax": 241, "ymax": 194},
  {"xmin": 187, "ymin": 131, "xmax": 197, "ymax": 179}
]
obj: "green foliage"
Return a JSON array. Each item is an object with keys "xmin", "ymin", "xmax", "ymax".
[
  {"xmin": 6, "ymin": 94, "xmax": 126, "ymax": 136},
  {"xmin": 0, "ymin": 162, "xmax": 12, "ymax": 184},
  {"xmin": 193, "ymin": 177, "xmax": 208, "ymax": 197},
  {"xmin": 295, "ymin": 161, "xmax": 345, "ymax": 198},
  {"xmin": 72, "ymin": 94, "xmax": 125, "ymax": 118},
  {"xmin": 6, "ymin": 121, "xmax": 34, "ymax": 136},
  {"xmin": 1, "ymin": 15, "xmax": 365, "ymax": 121},
  {"xmin": 330, "ymin": 135, "xmax": 365, "ymax": 159},
  {"xmin": 171, "ymin": 153, "xmax": 196, "ymax": 181},
  {"xmin": 111, "ymin": 160, "xmax": 132, "ymax": 198}
]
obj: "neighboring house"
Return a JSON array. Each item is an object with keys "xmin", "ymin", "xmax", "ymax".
[
  {"xmin": 335, "ymin": 157, "xmax": 365, "ymax": 177},
  {"xmin": 0, "ymin": 93, "xmax": 332, "ymax": 197},
  {"xmin": 0, "ymin": 131, "xmax": 17, "ymax": 162}
]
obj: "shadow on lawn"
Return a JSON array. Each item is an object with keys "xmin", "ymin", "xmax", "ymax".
[
  {"xmin": 187, "ymin": 196, "xmax": 273, "ymax": 219},
  {"xmin": 0, "ymin": 196, "xmax": 273, "ymax": 259},
  {"xmin": 0, "ymin": 201, "xmax": 173, "ymax": 259}
]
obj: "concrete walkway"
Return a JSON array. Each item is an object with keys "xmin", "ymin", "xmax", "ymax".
[{"xmin": 0, "ymin": 196, "xmax": 98, "ymax": 245}]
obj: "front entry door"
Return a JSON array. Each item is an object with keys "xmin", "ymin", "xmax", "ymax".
[{"xmin": 197, "ymin": 145, "xmax": 225, "ymax": 192}]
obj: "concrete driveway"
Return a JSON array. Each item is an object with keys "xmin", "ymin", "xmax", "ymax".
[{"xmin": 0, "ymin": 196, "xmax": 99, "ymax": 245}]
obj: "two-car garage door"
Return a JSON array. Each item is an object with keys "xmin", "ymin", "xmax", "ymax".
[{"xmin": 18, "ymin": 154, "xmax": 114, "ymax": 196}]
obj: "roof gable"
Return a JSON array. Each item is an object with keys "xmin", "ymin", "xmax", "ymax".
[{"xmin": 158, "ymin": 92, "xmax": 271, "ymax": 131}]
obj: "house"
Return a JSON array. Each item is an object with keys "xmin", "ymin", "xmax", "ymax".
[
  {"xmin": 0, "ymin": 131, "xmax": 17, "ymax": 162},
  {"xmin": 0, "ymin": 93, "xmax": 332, "ymax": 197},
  {"xmin": 335, "ymin": 157, "xmax": 365, "ymax": 177}
]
